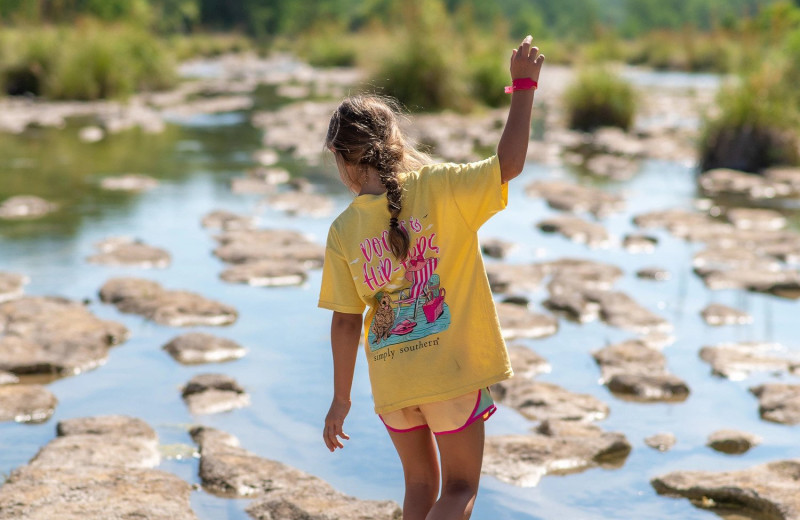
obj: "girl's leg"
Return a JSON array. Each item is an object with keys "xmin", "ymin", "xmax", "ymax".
[
  {"xmin": 426, "ymin": 419, "xmax": 485, "ymax": 520},
  {"xmin": 387, "ymin": 427, "xmax": 440, "ymax": 520}
]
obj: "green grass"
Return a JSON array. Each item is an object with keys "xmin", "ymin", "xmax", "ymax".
[{"xmin": 564, "ymin": 67, "xmax": 636, "ymax": 131}]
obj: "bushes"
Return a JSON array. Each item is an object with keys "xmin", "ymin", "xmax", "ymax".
[{"xmin": 564, "ymin": 67, "xmax": 636, "ymax": 131}]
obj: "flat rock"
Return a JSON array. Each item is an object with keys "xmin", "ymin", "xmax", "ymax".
[
  {"xmin": 483, "ymin": 420, "xmax": 632, "ymax": 487},
  {"xmin": 525, "ymin": 180, "xmax": 625, "ymax": 218},
  {"xmin": 636, "ymin": 267, "xmax": 670, "ymax": 281},
  {"xmin": 57, "ymin": 415, "xmax": 158, "ymax": 443},
  {"xmin": 584, "ymin": 153, "xmax": 639, "ymax": 180},
  {"xmin": 544, "ymin": 278, "xmax": 601, "ymax": 323},
  {"xmin": 726, "ymin": 208, "xmax": 787, "ymax": 231},
  {"xmin": 0, "ymin": 371, "xmax": 19, "ymax": 385},
  {"xmin": 0, "ymin": 384, "xmax": 57, "ymax": 423},
  {"xmin": 699, "ymin": 168, "xmax": 795, "ymax": 200},
  {"xmin": 182, "ymin": 373, "xmax": 250, "ymax": 415},
  {"xmin": 496, "ymin": 302, "xmax": 558, "ymax": 340},
  {"xmin": 491, "ymin": 377, "xmax": 609, "ymax": 422},
  {"xmin": 506, "ymin": 344, "xmax": 551, "ymax": 379},
  {"xmin": 699, "ymin": 342, "xmax": 800, "ymax": 380},
  {"xmin": 30, "ymin": 435, "xmax": 160, "ymax": 470},
  {"xmin": 0, "ymin": 272, "xmax": 29, "ymax": 302},
  {"xmin": 585, "ymin": 290, "xmax": 673, "ymax": 335},
  {"xmin": 623, "ymin": 234, "xmax": 658, "ymax": 253},
  {"xmin": 79, "ymin": 125, "xmax": 104, "ymax": 142},
  {"xmin": 633, "ymin": 208, "xmax": 715, "ymax": 238},
  {"xmin": 652, "ymin": 459, "xmax": 800, "ymax": 519},
  {"xmin": 163, "ymin": 333, "xmax": 246, "ymax": 364},
  {"xmin": 220, "ymin": 260, "xmax": 308, "ymax": 287},
  {"xmin": 0, "ymin": 195, "xmax": 57, "ymax": 219},
  {"xmin": 213, "ymin": 229, "xmax": 324, "ymax": 267},
  {"xmin": 87, "ymin": 237, "xmax": 171, "ymax": 268},
  {"xmin": 231, "ymin": 167, "xmax": 290, "ymax": 194},
  {"xmin": 693, "ymin": 247, "xmax": 781, "ymax": 274},
  {"xmin": 485, "ymin": 263, "xmax": 547, "ymax": 293},
  {"xmin": 100, "ymin": 174, "xmax": 158, "ymax": 191},
  {"xmin": 481, "ymin": 237, "xmax": 515, "ymax": 259},
  {"xmin": 645, "ymin": 433, "xmax": 676, "ymax": 452},
  {"xmin": 542, "ymin": 258, "xmax": 624, "ymax": 289},
  {"xmin": 707, "ymin": 429, "xmax": 762, "ymax": 454},
  {"xmin": 264, "ymin": 190, "xmax": 334, "ymax": 217},
  {"xmin": 537, "ymin": 215, "xmax": 611, "ymax": 248},
  {"xmin": 189, "ymin": 426, "xmax": 401, "ymax": 518},
  {"xmin": 750, "ymin": 384, "xmax": 800, "ymax": 425},
  {"xmin": 699, "ymin": 267, "xmax": 800, "ymax": 299},
  {"xmin": 253, "ymin": 149, "xmax": 279, "ymax": 166},
  {"xmin": 0, "ymin": 296, "xmax": 128, "ymax": 376},
  {"xmin": 201, "ymin": 210, "xmax": 256, "ymax": 230},
  {"xmin": 700, "ymin": 303, "xmax": 753, "ymax": 326},
  {"xmin": 99, "ymin": 277, "xmax": 238, "ymax": 326}
]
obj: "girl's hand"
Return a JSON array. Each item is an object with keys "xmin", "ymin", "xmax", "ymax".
[
  {"xmin": 323, "ymin": 396, "xmax": 351, "ymax": 451},
  {"xmin": 510, "ymin": 35, "xmax": 544, "ymax": 82}
]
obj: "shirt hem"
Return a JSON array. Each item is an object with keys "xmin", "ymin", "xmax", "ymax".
[
  {"xmin": 372, "ymin": 369, "xmax": 514, "ymax": 415},
  {"xmin": 317, "ymin": 300, "xmax": 365, "ymax": 314}
]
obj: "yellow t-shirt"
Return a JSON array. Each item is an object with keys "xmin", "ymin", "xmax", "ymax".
[{"xmin": 318, "ymin": 155, "xmax": 513, "ymax": 414}]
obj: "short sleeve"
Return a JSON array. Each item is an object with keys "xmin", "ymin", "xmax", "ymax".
[
  {"xmin": 446, "ymin": 155, "xmax": 508, "ymax": 230},
  {"xmin": 318, "ymin": 227, "xmax": 366, "ymax": 314}
]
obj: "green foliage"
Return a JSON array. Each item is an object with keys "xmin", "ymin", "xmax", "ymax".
[{"xmin": 564, "ymin": 67, "xmax": 636, "ymax": 131}]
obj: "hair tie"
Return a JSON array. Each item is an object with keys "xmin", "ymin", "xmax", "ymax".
[{"xmin": 389, "ymin": 217, "xmax": 398, "ymax": 228}]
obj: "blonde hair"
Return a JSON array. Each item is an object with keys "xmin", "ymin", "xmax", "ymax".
[{"xmin": 325, "ymin": 95, "xmax": 430, "ymax": 261}]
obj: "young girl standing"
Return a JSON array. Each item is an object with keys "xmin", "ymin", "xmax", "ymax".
[{"xmin": 319, "ymin": 36, "xmax": 544, "ymax": 519}]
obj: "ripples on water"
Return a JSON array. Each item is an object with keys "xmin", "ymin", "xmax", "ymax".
[{"xmin": 0, "ymin": 80, "xmax": 798, "ymax": 520}]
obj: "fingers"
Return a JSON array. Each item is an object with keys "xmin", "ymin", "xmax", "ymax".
[
  {"xmin": 536, "ymin": 54, "xmax": 546, "ymax": 65},
  {"xmin": 323, "ymin": 421, "xmax": 348, "ymax": 452}
]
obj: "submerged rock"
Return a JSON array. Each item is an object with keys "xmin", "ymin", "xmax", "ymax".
[
  {"xmin": 537, "ymin": 215, "xmax": 611, "ymax": 249},
  {"xmin": 100, "ymin": 174, "xmax": 158, "ymax": 192},
  {"xmin": 163, "ymin": 333, "xmax": 246, "ymax": 365},
  {"xmin": 700, "ymin": 303, "xmax": 753, "ymax": 326},
  {"xmin": 483, "ymin": 420, "xmax": 631, "ymax": 487},
  {"xmin": 220, "ymin": 260, "xmax": 308, "ymax": 287},
  {"xmin": 496, "ymin": 302, "xmax": 558, "ymax": 340},
  {"xmin": 181, "ymin": 373, "xmax": 250, "ymax": 415},
  {"xmin": 0, "ymin": 415, "xmax": 196, "ymax": 520},
  {"xmin": 525, "ymin": 180, "xmax": 625, "ymax": 218},
  {"xmin": 0, "ymin": 384, "xmax": 57, "ymax": 423},
  {"xmin": 99, "ymin": 278, "xmax": 238, "ymax": 326},
  {"xmin": 87, "ymin": 237, "xmax": 171, "ymax": 268},
  {"xmin": 491, "ymin": 378, "xmax": 609, "ymax": 423},
  {"xmin": 645, "ymin": 433, "xmax": 676, "ymax": 452},
  {"xmin": 707, "ymin": 429, "xmax": 762, "ymax": 455},
  {"xmin": 0, "ymin": 296, "xmax": 128, "ymax": 376},
  {"xmin": 750, "ymin": 384, "xmax": 800, "ymax": 425},
  {"xmin": 699, "ymin": 342, "xmax": 800, "ymax": 380},
  {"xmin": 0, "ymin": 272, "xmax": 29, "ymax": 302},
  {"xmin": 0, "ymin": 195, "xmax": 57, "ymax": 219},
  {"xmin": 190, "ymin": 426, "xmax": 401, "ymax": 518},
  {"xmin": 652, "ymin": 459, "xmax": 800, "ymax": 519}
]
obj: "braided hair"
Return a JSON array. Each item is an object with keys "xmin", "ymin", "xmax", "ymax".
[{"xmin": 326, "ymin": 96, "xmax": 429, "ymax": 261}]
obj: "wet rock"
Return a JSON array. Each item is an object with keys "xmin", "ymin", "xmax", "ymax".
[
  {"xmin": 496, "ymin": 302, "xmax": 558, "ymax": 340},
  {"xmin": 636, "ymin": 267, "xmax": 670, "ymax": 281},
  {"xmin": 652, "ymin": 459, "xmax": 800, "ymax": 519},
  {"xmin": 100, "ymin": 174, "xmax": 159, "ymax": 192},
  {"xmin": 542, "ymin": 258, "xmax": 624, "ymax": 289},
  {"xmin": 201, "ymin": 210, "xmax": 256, "ymax": 230},
  {"xmin": 491, "ymin": 377, "xmax": 609, "ymax": 422},
  {"xmin": 99, "ymin": 278, "xmax": 238, "ymax": 326},
  {"xmin": 220, "ymin": 260, "xmax": 308, "ymax": 287},
  {"xmin": 481, "ymin": 237, "xmax": 515, "ymax": 259},
  {"xmin": 707, "ymin": 430, "xmax": 762, "ymax": 455},
  {"xmin": 525, "ymin": 180, "xmax": 625, "ymax": 218},
  {"xmin": 79, "ymin": 125, "xmax": 104, "ymax": 143},
  {"xmin": 700, "ymin": 303, "xmax": 753, "ymax": 326},
  {"xmin": 485, "ymin": 263, "xmax": 547, "ymax": 293},
  {"xmin": 543, "ymin": 278, "xmax": 600, "ymax": 323},
  {"xmin": 623, "ymin": 234, "xmax": 658, "ymax": 254},
  {"xmin": 0, "ymin": 195, "xmax": 57, "ymax": 219},
  {"xmin": 693, "ymin": 247, "xmax": 781, "ymax": 275},
  {"xmin": 633, "ymin": 208, "xmax": 715, "ymax": 238},
  {"xmin": 0, "ymin": 296, "xmax": 128, "ymax": 376},
  {"xmin": 163, "ymin": 333, "xmax": 246, "ymax": 365},
  {"xmin": 182, "ymin": 373, "xmax": 250, "ymax": 415},
  {"xmin": 0, "ymin": 384, "xmax": 57, "ymax": 423},
  {"xmin": 231, "ymin": 167, "xmax": 290, "ymax": 194},
  {"xmin": 593, "ymin": 339, "xmax": 689, "ymax": 402},
  {"xmin": 190, "ymin": 426, "xmax": 401, "ymax": 518},
  {"xmin": 483, "ymin": 420, "xmax": 632, "ymax": 487},
  {"xmin": 750, "ymin": 384, "xmax": 800, "ymax": 425},
  {"xmin": 56, "ymin": 415, "xmax": 158, "ymax": 443},
  {"xmin": 699, "ymin": 342, "xmax": 800, "ymax": 380},
  {"xmin": 584, "ymin": 290, "xmax": 673, "ymax": 335},
  {"xmin": 584, "ymin": 154, "xmax": 639, "ymax": 180},
  {"xmin": 264, "ymin": 190, "xmax": 334, "ymax": 217},
  {"xmin": 0, "ymin": 272, "xmax": 29, "ymax": 302},
  {"xmin": 213, "ymin": 229, "xmax": 324, "ymax": 267},
  {"xmin": 700, "ymin": 268, "xmax": 800, "ymax": 299},
  {"xmin": 645, "ymin": 433, "xmax": 676, "ymax": 452},
  {"xmin": 537, "ymin": 215, "xmax": 611, "ymax": 248},
  {"xmin": 87, "ymin": 237, "xmax": 171, "ymax": 268},
  {"xmin": 699, "ymin": 168, "xmax": 796, "ymax": 200},
  {"xmin": 506, "ymin": 344, "xmax": 551, "ymax": 379},
  {"xmin": 0, "ymin": 371, "xmax": 18, "ymax": 385},
  {"xmin": 726, "ymin": 208, "xmax": 787, "ymax": 231}
]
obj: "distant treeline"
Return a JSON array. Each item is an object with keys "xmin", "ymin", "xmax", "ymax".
[{"xmin": 1, "ymin": 0, "xmax": 796, "ymax": 38}]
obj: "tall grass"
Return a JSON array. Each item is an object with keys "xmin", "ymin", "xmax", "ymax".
[{"xmin": 564, "ymin": 67, "xmax": 636, "ymax": 131}]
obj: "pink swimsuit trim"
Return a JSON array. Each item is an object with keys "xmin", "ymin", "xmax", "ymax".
[
  {"xmin": 434, "ymin": 390, "xmax": 495, "ymax": 436},
  {"xmin": 379, "ymin": 417, "xmax": 430, "ymax": 434}
]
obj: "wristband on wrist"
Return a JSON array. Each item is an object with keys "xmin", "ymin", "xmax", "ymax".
[{"xmin": 504, "ymin": 77, "xmax": 538, "ymax": 94}]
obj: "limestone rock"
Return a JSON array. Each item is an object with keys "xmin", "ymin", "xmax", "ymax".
[
  {"xmin": 585, "ymin": 290, "xmax": 673, "ymax": 335},
  {"xmin": 726, "ymin": 208, "xmax": 787, "ymax": 231},
  {"xmin": 0, "ymin": 195, "xmax": 57, "ymax": 219},
  {"xmin": 264, "ymin": 190, "xmax": 334, "ymax": 217},
  {"xmin": 700, "ymin": 303, "xmax": 753, "ymax": 326},
  {"xmin": 163, "ymin": 333, "xmax": 246, "ymax": 365},
  {"xmin": 220, "ymin": 260, "xmax": 308, "ymax": 287},
  {"xmin": 622, "ymin": 234, "xmax": 658, "ymax": 253},
  {"xmin": 491, "ymin": 378, "xmax": 609, "ymax": 422},
  {"xmin": 481, "ymin": 237, "xmax": 515, "ymax": 259},
  {"xmin": 201, "ymin": 210, "xmax": 256, "ymax": 230},
  {"xmin": 537, "ymin": 215, "xmax": 611, "ymax": 249},
  {"xmin": 750, "ymin": 384, "xmax": 800, "ymax": 425},
  {"xmin": 231, "ymin": 167, "xmax": 290, "ymax": 194},
  {"xmin": 525, "ymin": 180, "xmax": 625, "ymax": 218},
  {"xmin": 699, "ymin": 342, "xmax": 800, "ymax": 380},
  {"xmin": 100, "ymin": 174, "xmax": 159, "ymax": 192},
  {"xmin": 213, "ymin": 229, "xmax": 324, "ymax": 267},
  {"xmin": 645, "ymin": 433, "xmax": 676, "ymax": 452},
  {"xmin": 506, "ymin": 344, "xmax": 551, "ymax": 379},
  {"xmin": 707, "ymin": 429, "xmax": 762, "ymax": 454},
  {"xmin": 182, "ymin": 373, "xmax": 250, "ymax": 415},
  {"xmin": 485, "ymin": 263, "xmax": 547, "ymax": 293},
  {"xmin": 0, "ymin": 272, "xmax": 29, "ymax": 302},
  {"xmin": 652, "ymin": 459, "xmax": 800, "ymax": 519},
  {"xmin": 0, "ymin": 384, "xmax": 57, "ymax": 423},
  {"xmin": 483, "ymin": 420, "xmax": 631, "ymax": 487},
  {"xmin": 496, "ymin": 302, "xmax": 558, "ymax": 340},
  {"xmin": 87, "ymin": 237, "xmax": 171, "ymax": 268},
  {"xmin": 0, "ymin": 371, "xmax": 19, "ymax": 385},
  {"xmin": 636, "ymin": 267, "xmax": 670, "ymax": 281},
  {"xmin": 99, "ymin": 278, "xmax": 238, "ymax": 326}
]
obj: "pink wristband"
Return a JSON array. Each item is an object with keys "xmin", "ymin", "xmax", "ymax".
[{"xmin": 504, "ymin": 78, "xmax": 538, "ymax": 94}]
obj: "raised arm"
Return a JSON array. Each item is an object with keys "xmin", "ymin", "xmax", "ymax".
[
  {"xmin": 323, "ymin": 310, "xmax": 362, "ymax": 452},
  {"xmin": 497, "ymin": 35, "xmax": 545, "ymax": 183}
]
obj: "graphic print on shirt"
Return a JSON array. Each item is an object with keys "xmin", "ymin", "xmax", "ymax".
[{"xmin": 359, "ymin": 216, "xmax": 451, "ymax": 352}]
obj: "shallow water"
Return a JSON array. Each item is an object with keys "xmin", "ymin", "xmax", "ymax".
[{"xmin": 1, "ymin": 82, "xmax": 799, "ymax": 520}]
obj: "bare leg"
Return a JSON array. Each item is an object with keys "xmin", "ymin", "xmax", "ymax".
[
  {"xmin": 387, "ymin": 427, "xmax": 440, "ymax": 520},
  {"xmin": 426, "ymin": 419, "xmax": 484, "ymax": 520}
]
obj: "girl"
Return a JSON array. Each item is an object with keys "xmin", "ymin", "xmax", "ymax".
[{"xmin": 319, "ymin": 36, "xmax": 544, "ymax": 520}]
